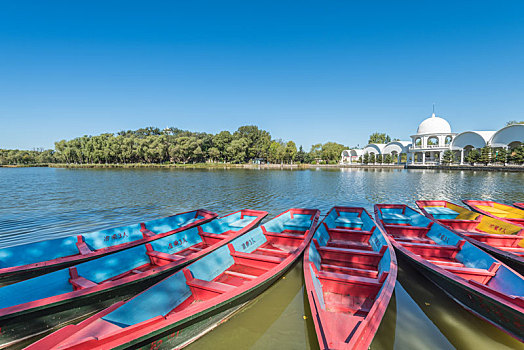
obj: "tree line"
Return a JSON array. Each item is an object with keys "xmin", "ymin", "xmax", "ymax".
[
  {"xmin": 442, "ymin": 146, "xmax": 524, "ymax": 165},
  {"xmin": 0, "ymin": 125, "xmax": 347, "ymax": 166}
]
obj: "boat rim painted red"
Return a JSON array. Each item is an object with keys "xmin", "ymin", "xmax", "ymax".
[
  {"xmin": 513, "ymin": 203, "xmax": 524, "ymax": 210},
  {"xmin": 0, "ymin": 209, "xmax": 268, "ymax": 321},
  {"xmin": 463, "ymin": 200, "xmax": 524, "ymax": 227},
  {"xmin": 304, "ymin": 206, "xmax": 397, "ymax": 350}
]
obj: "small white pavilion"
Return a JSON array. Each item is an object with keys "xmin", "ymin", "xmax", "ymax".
[{"xmin": 409, "ymin": 113, "xmax": 456, "ymax": 164}]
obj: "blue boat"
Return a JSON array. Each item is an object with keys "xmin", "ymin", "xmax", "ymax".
[
  {"xmin": 27, "ymin": 208, "xmax": 320, "ymax": 350},
  {"xmin": 0, "ymin": 209, "xmax": 217, "ymax": 285},
  {"xmin": 0, "ymin": 209, "xmax": 267, "ymax": 348}
]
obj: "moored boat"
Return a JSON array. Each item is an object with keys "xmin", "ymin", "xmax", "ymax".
[
  {"xmin": 0, "ymin": 210, "xmax": 267, "ymax": 349},
  {"xmin": 374, "ymin": 204, "xmax": 524, "ymax": 342},
  {"xmin": 464, "ymin": 200, "xmax": 524, "ymax": 226},
  {"xmin": 514, "ymin": 203, "xmax": 524, "ymax": 210},
  {"xmin": 26, "ymin": 208, "xmax": 320, "ymax": 350},
  {"xmin": 0, "ymin": 209, "xmax": 217, "ymax": 285},
  {"xmin": 304, "ymin": 206, "xmax": 397, "ymax": 349},
  {"xmin": 416, "ymin": 200, "xmax": 524, "ymax": 274}
]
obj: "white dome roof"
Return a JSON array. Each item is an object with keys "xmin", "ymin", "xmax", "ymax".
[{"xmin": 416, "ymin": 113, "xmax": 451, "ymax": 134}]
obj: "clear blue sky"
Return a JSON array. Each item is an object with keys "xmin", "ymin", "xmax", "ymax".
[{"xmin": 1, "ymin": 1, "xmax": 523, "ymax": 150}]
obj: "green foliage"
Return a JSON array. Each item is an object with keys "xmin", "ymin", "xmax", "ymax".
[
  {"xmin": 465, "ymin": 149, "xmax": 480, "ymax": 164},
  {"xmin": 494, "ymin": 148, "xmax": 508, "ymax": 164},
  {"xmin": 442, "ymin": 150, "xmax": 454, "ymax": 164},
  {"xmin": 479, "ymin": 146, "xmax": 492, "ymax": 165},
  {"xmin": 362, "ymin": 153, "xmax": 369, "ymax": 164},
  {"xmin": 368, "ymin": 132, "xmax": 391, "ymax": 144},
  {"xmin": 376, "ymin": 154, "xmax": 383, "ymax": 163},
  {"xmin": 320, "ymin": 142, "xmax": 346, "ymax": 163},
  {"xmin": 506, "ymin": 120, "xmax": 524, "ymax": 126},
  {"xmin": 384, "ymin": 154, "xmax": 392, "ymax": 164},
  {"xmin": 509, "ymin": 146, "xmax": 524, "ymax": 164},
  {"xmin": 369, "ymin": 153, "xmax": 376, "ymax": 164}
]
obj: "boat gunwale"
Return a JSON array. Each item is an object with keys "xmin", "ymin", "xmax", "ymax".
[{"xmin": 463, "ymin": 200, "xmax": 524, "ymax": 226}]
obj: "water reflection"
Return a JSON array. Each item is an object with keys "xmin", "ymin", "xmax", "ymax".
[{"xmin": 1, "ymin": 167, "xmax": 524, "ymax": 349}]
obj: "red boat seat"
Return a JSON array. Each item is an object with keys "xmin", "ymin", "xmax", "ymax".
[
  {"xmin": 320, "ymin": 264, "xmax": 379, "ymax": 279},
  {"xmin": 183, "ymin": 268, "xmax": 235, "ymax": 297},
  {"xmin": 441, "ymin": 262, "xmax": 501, "ymax": 284},
  {"xmin": 463, "ymin": 232, "xmax": 523, "ymax": 247},
  {"xmin": 145, "ymin": 249, "xmax": 185, "ymax": 263},
  {"xmin": 400, "ymin": 240, "xmax": 465, "ymax": 259},
  {"xmin": 230, "ymin": 251, "xmax": 284, "ymax": 264},
  {"xmin": 384, "ymin": 223, "xmax": 433, "ymax": 238},
  {"xmin": 68, "ymin": 267, "xmax": 98, "ymax": 290}
]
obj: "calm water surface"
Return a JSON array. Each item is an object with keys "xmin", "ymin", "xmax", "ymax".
[{"xmin": 1, "ymin": 167, "xmax": 523, "ymax": 349}]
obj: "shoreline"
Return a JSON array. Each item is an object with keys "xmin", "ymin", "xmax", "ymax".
[{"xmin": 1, "ymin": 163, "xmax": 523, "ymax": 172}]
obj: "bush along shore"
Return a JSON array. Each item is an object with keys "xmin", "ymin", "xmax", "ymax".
[{"xmin": 1, "ymin": 125, "xmax": 347, "ymax": 167}]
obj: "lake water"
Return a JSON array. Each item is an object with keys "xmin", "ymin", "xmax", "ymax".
[{"xmin": 0, "ymin": 167, "xmax": 523, "ymax": 349}]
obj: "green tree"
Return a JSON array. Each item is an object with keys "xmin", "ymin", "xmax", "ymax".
[
  {"xmin": 479, "ymin": 146, "xmax": 492, "ymax": 165},
  {"xmin": 321, "ymin": 142, "xmax": 346, "ymax": 163},
  {"xmin": 442, "ymin": 150, "xmax": 454, "ymax": 164},
  {"xmin": 494, "ymin": 148, "xmax": 508, "ymax": 164},
  {"xmin": 376, "ymin": 154, "xmax": 383, "ymax": 163},
  {"xmin": 284, "ymin": 141, "xmax": 297, "ymax": 164},
  {"xmin": 368, "ymin": 132, "xmax": 391, "ymax": 144},
  {"xmin": 362, "ymin": 153, "xmax": 369, "ymax": 164},
  {"xmin": 465, "ymin": 149, "xmax": 480, "ymax": 164},
  {"xmin": 506, "ymin": 121, "xmax": 524, "ymax": 126},
  {"xmin": 309, "ymin": 144, "xmax": 322, "ymax": 163},
  {"xmin": 384, "ymin": 154, "xmax": 392, "ymax": 164},
  {"xmin": 295, "ymin": 145, "xmax": 306, "ymax": 164},
  {"xmin": 369, "ymin": 153, "xmax": 376, "ymax": 164}
]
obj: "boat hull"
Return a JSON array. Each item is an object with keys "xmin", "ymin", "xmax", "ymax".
[{"xmin": 392, "ymin": 246, "xmax": 524, "ymax": 342}]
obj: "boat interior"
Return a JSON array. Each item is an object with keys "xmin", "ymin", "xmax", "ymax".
[
  {"xmin": 376, "ymin": 204, "xmax": 524, "ymax": 306},
  {"xmin": 0, "ymin": 210, "xmax": 214, "ymax": 272},
  {"xmin": 306, "ymin": 207, "xmax": 393, "ymax": 343},
  {"xmin": 49, "ymin": 209, "xmax": 318, "ymax": 348},
  {"xmin": 464, "ymin": 200, "xmax": 524, "ymax": 225},
  {"xmin": 417, "ymin": 200, "xmax": 524, "ymax": 257},
  {"xmin": 515, "ymin": 203, "xmax": 524, "ymax": 210},
  {"xmin": 0, "ymin": 210, "xmax": 264, "ymax": 314}
]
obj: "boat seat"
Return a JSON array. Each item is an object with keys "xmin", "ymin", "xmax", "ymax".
[
  {"xmin": 400, "ymin": 240, "xmax": 465, "ymax": 259},
  {"xmin": 317, "ymin": 269, "xmax": 387, "ymax": 287},
  {"xmin": 255, "ymin": 247, "xmax": 289, "ymax": 257},
  {"xmin": 442, "ymin": 262, "xmax": 501, "ymax": 284},
  {"xmin": 334, "ymin": 216, "xmax": 364, "ymax": 229},
  {"xmin": 284, "ymin": 218, "xmax": 311, "ymax": 230},
  {"xmin": 140, "ymin": 225, "xmax": 156, "ymax": 238},
  {"xmin": 384, "ymin": 223, "xmax": 433, "ymax": 238},
  {"xmin": 68, "ymin": 267, "xmax": 98, "ymax": 290},
  {"xmin": 231, "ymin": 251, "xmax": 284, "ymax": 264},
  {"xmin": 199, "ymin": 232, "xmax": 227, "ymax": 240},
  {"xmin": 428, "ymin": 259, "xmax": 464, "ymax": 267},
  {"xmin": 315, "ymin": 242, "xmax": 386, "ymax": 258},
  {"xmin": 393, "ymin": 236, "xmax": 434, "ymax": 244},
  {"xmin": 382, "ymin": 213, "xmax": 411, "ymax": 224},
  {"xmin": 229, "ymin": 217, "xmax": 254, "ymax": 228},
  {"xmin": 224, "ymin": 270, "xmax": 258, "ymax": 280},
  {"xmin": 327, "ymin": 240, "xmax": 372, "ymax": 250},
  {"xmin": 76, "ymin": 236, "xmax": 92, "ymax": 255},
  {"xmin": 146, "ymin": 249, "xmax": 185, "ymax": 262},
  {"xmin": 424, "ymin": 207, "xmax": 459, "ymax": 220},
  {"xmin": 183, "ymin": 269, "xmax": 235, "ymax": 294},
  {"xmin": 464, "ymin": 232, "xmax": 523, "ymax": 246},
  {"xmin": 320, "ymin": 264, "xmax": 379, "ymax": 278}
]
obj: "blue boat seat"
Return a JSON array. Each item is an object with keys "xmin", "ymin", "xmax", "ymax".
[
  {"xmin": 335, "ymin": 216, "xmax": 364, "ymax": 228},
  {"xmin": 382, "ymin": 213, "xmax": 411, "ymax": 224},
  {"xmin": 284, "ymin": 219, "xmax": 311, "ymax": 230},
  {"xmin": 102, "ymin": 271, "xmax": 192, "ymax": 328},
  {"xmin": 424, "ymin": 207, "xmax": 459, "ymax": 220}
]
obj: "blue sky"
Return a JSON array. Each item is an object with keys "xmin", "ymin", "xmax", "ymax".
[{"xmin": 1, "ymin": 1, "xmax": 523, "ymax": 150}]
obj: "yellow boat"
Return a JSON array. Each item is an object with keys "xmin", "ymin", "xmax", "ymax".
[{"xmin": 464, "ymin": 200, "xmax": 524, "ymax": 227}]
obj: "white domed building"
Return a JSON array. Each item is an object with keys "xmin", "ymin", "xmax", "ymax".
[{"xmin": 409, "ymin": 113, "xmax": 457, "ymax": 164}]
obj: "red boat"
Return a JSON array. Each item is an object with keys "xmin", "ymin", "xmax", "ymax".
[
  {"xmin": 27, "ymin": 208, "xmax": 320, "ymax": 350},
  {"xmin": 515, "ymin": 203, "xmax": 524, "ymax": 210},
  {"xmin": 0, "ymin": 209, "xmax": 217, "ymax": 285},
  {"xmin": 463, "ymin": 200, "xmax": 524, "ymax": 227},
  {"xmin": 0, "ymin": 210, "xmax": 267, "ymax": 349},
  {"xmin": 304, "ymin": 206, "xmax": 397, "ymax": 350},
  {"xmin": 416, "ymin": 200, "xmax": 524, "ymax": 274},
  {"xmin": 375, "ymin": 204, "xmax": 524, "ymax": 342}
]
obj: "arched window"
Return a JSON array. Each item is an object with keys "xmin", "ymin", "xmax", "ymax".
[
  {"xmin": 427, "ymin": 136, "xmax": 439, "ymax": 146},
  {"xmin": 445, "ymin": 135, "xmax": 452, "ymax": 145},
  {"xmin": 415, "ymin": 138, "xmax": 422, "ymax": 146}
]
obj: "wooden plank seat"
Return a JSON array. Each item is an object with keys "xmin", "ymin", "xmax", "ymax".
[
  {"xmin": 325, "ymin": 225, "xmax": 374, "ymax": 242},
  {"xmin": 140, "ymin": 225, "xmax": 156, "ymax": 237},
  {"xmin": 393, "ymin": 236, "xmax": 435, "ymax": 244},
  {"xmin": 320, "ymin": 264, "xmax": 379, "ymax": 279},
  {"xmin": 316, "ymin": 269, "xmax": 388, "ymax": 297},
  {"xmin": 186, "ymin": 246, "xmax": 203, "ymax": 252},
  {"xmin": 441, "ymin": 262, "xmax": 501, "ymax": 284},
  {"xmin": 428, "ymin": 259, "xmax": 465, "ymax": 267},
  {"xmin": 314, "ymin": 239, "xmax": 387, "ymax": 268},
  {"xmin": 400, "ymin": 240, "xmax": 465, "ymax": 259},
  {"xmin": 198, "ymin": 231, "xmax": 229, "ymax": 245},
  {"xmin": 182, "ymin": 269, "xmax": 235, "ymax": 295},
  {"xmin": 69, "ymin": 267, "xmax": 98, "ymax": 290},
  {"xmin": 325, "ymin": 301, "xmax": 372, "ymax": 315},
  {"xmin": 75, "ymin": 236, "xmax": 92, "ymax": 255},
  {"xmin": 146, "ymin": 250, "xmax": 185, "ymax": 262},
  {"xmin": 224, "ymin": 270, "xmax": 258, "ymax": 280},
  {"xmin": 254, "ymin": 247, "xmax": 290, "ymax": 258},
  {"xmin": 326, "ymin": 240, "xmax": 373, "ymax": 251},
  {"xmin": 384, "ymin": 223, "xmax": 433, "ymax": 238},
  {"xmin": 230, "ymin": 251, "xmax": 284, "ymax": 264}
]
